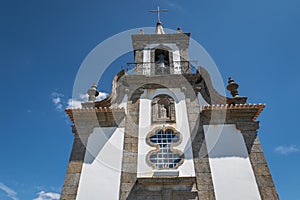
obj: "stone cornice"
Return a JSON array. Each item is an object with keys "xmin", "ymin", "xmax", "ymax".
[
  {"xmin": 202, "ymin": 104, "xmax": 265, "ymax": 121},
  {"xmin": 65, "ymin": 107, "xmax": 125, "ymax": 127}
]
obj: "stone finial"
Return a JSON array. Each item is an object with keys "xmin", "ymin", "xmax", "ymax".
[
  {"xmin": 177, "ymin": 27, "xmax": 183, "ymax": 33},
  {"xmin": 226, "ymin": 77, "xmax": 239, "ymax": 97},
  {"xmin": 87, "ymin": 83, "xmax": 99, "ymax": 102},
  {"xmin": 139, "ymin": 29, "xmax": 144, "ymax": 34}
]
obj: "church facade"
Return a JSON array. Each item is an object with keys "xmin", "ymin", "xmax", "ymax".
[{"xmin": 61, "ymin": 21, "xmax": 279, "ymax": 200}]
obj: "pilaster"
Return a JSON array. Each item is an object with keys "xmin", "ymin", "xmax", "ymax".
[
  {"xmin": 185, "ymin": 97, "xmax": 216, "ymax": 200},
  {"xmin": 119, "ymin": 100, "xmax": 140, "ymax": 200},
  {"xmin": 60, "ymin": 127, "xmax": 92, "ymax": 200},
  {"xmin": 236, "ymin": 122, "xmax": 279, "ymax": 200}
]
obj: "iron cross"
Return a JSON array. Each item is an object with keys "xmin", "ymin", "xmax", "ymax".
[{"xmin": 149, "ymin": 6, "xmax": 168, "ymax": 22}]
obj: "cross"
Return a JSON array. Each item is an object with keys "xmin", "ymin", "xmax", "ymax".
[{"xmin": 149, "ymin": 6, "xmax": 168, "ymax": 22}]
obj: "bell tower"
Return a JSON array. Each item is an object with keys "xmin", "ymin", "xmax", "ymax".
[{"xmin": 61, "ymin": 17, "xmax": 279, "ymax": 200}]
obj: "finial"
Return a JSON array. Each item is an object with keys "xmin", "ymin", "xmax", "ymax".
[
  {"xmin": 139, "ymin": 29, "xmax": 144, "ymax": 34},
  {"xmin": 87, "ymin": 83, "xmax": 99, "ymax": 102},
  {"xmin": 177, "ymin": 27, "xmax": 183, "ymax": 33},
  {"xmin": 226, "ymin": 77, "xmax": 239, "ymax": 98}
]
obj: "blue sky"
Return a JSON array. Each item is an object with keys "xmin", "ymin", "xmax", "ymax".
[{"xmin": 0, "ymin": 0, "xmax": 300, "ymax": 199}]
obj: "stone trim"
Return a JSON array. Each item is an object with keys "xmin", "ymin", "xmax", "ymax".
[
  {"xmin": 145, "ymin": 126, "xmax": 184, "ymax": 170},
  {"xmin": 237, "ymin": 123, "xmax": 279, "ymax": 200},
  {"xmin": 202, "ymin": 104, "xmax": 265, "ymax": 121},
  {"xmin": 66, "ymin": 108, "xmax": 125, "ymax": 126},
  {"xmin": 60, "ymin": 128, "xmax": 90, "ymax": 200},
  {"xmin": 119, "ymin": 100, "xmax": 140, "ymax": 200},
  {"xmin": 151, "ymin": 94, "xmax": 176, "ymax": 123},
  {"xmin": 185, "ymin": 97, "xmax": 216, "ymax": 200}
]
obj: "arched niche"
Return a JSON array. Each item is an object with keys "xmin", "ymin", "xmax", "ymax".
[{"xmin": 152, "ymin": 94, "xmax": 176, "ymax": 123}]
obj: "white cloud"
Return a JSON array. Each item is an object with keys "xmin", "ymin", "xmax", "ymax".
[
  {"xmin": 67, "ymin": 92, "xmax": 108, "ymax": 109},
  {"xmin": 0, "ymin": 182, "xmax": 18, "ymax": 200},
  {"xmin": 51, "ymin": 92, "xmax": 64, "ymax": 112},
  {"xmin": 274, "ymin": 145, "xmax": 300, "ymax": 155},
  {"xmin": 52, "ymin": 90, "xmax": 108, "ymax": 110},
  {"xmin": 33, "ymin": 191, "xmax": 60, "ymax": 200},
  {"xmin": 97, "ymin": 92, "xmax": 108, "ymax": 101},
  {"xmin": 52, "ymin": 97, "xmax": 61, "ymax": 104},
  {"xmin": 67, "ymin": 99, "xmax": 83, "ymax": 109}
]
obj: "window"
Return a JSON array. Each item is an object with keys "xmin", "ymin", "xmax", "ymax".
[{"xmin": 147, "ymin": 128, "xmax": 184, "ymax": 169}]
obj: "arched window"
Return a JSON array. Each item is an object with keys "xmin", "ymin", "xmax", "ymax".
[
  {"xmin": 154, "ymin": 49, "xmax": 170, "ymax": 75},
  {"xmin": 147, "ymin": 128, "xmax": 184, "ymax": 169}
]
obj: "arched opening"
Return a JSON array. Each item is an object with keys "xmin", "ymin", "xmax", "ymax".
[
  {"xmin": 154, "ymin": 49, "xmax": 170, "ymax": 75},
  {"xmin": 152, "ymin": 94, "xmax": 176, "ymax": 123}
]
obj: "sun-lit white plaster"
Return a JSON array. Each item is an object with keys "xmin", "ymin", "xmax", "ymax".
[
  {"xmin": 137, "ymin": 88, "xmax": 195, "ymax": 177},
  {"xmin": 173, "ymin": 50, "xmax": 181, "ymax": 74},
  {"xmin": 204, "ymin": 124, "xmax": 261, "ymax": 200},
  {"xmin": 142, "ymin": 49, "xmax": 151, "ymax": 75},
  {"xmin": 76, "ymin": 127, "xmax": 124, "ymax": 200}
]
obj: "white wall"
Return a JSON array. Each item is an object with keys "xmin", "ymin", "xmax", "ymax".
[
  {"xmin": 137, "ymin": 88, "xmax": 195, "ymax": 177},
  {"xmin": 76, "ymin": 127, "xmax": 125, "ymax": 200},
  {"xmin": 142, "ymin": 49, "xmax": 151, "ymax": 75},
  {"xmin": 173, "ymin": 50, "xmax": 181, "ymax": 74},
  {"xmin": 204, "ymin": 124, "xmax": 261, "ymax": 200}
]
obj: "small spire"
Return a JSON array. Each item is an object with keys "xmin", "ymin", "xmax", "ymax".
[
  {"xmin": 226, "ymin": 77, "xmax": 239, "ymax": 97},
  {"xmin": 87, "ymin": 83, "xmax": 99, "ymax": 102},
  {"xmin": 155, "ymin": 21, "xmax": 165, "ymax": 34}
]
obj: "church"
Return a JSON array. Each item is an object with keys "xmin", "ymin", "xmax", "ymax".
[{"xmin": 60, "ymin": 11, "xmax": 279, "ymax": 200}]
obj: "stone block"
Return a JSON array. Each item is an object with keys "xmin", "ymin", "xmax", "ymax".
[
  {"xmin": 251, "ymin": 144, "xmax": 263, "ymax": 153},
  {"xmin": 63, "ymin": 173, "xmax": 81, "ymax": 186},
  {"xmin": 198, "ymin": 190, "xmax": 215, "ymax": 200},
  {"xmin": 194, "ymin": 160, "xmax": 211, "ymax": 173},
  {"xmin": 252, "ymin": 163, "xmax": 271, "ymax": 176},
  {"xmin": 67, "ymin": 161, "xmax": 83, "ymax": 173},
  {"xmin": 195, "ymin": 173, "xmax": 213, "ymax": 185},
  {"xmin": 250, "ymin": 152, "xmax": 267, "ymax": 164},
  {"xmin": 121, "ymin": 172, "xmax": 137, "ymax": 182},
  {"xmin": 121, "ymin": 182, "xmax": 136, "ymax": 192},
  {"xmin": 61, "ymin": 186, "xmax": 78, "ymax": 195},
  {"xmin": 256, "ymin": 175, "xmax": 275, "ymax": 187},
  {"xmin": 197, "ymin": 182, "xmax": 214, "ymax": 191},
  {"xmin": 123, "ymin": 163, "xmax": 137, "ymax": 173},
  {"xmin": 260, "ymin": 187, "xmax": 279, "ymax": 200},
  {"xmin": 60, "ymin": 194, "xmax": 77, "ymax": 200}
]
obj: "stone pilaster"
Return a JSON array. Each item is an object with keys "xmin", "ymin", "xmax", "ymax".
[
  {"xmin": 119, "ymin": 100, "xmax": 140, "ymax": 200},
  {"xmin": 236, "ymin": 122, "xmax": 279, "ymax": 200},
  {"xmin": 60, "ymin": 127, "xmax": 91, "ymax": 200},
  {"xmin": 185, "ymin": 97, "xmax": 216, "ymax": 200}
]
